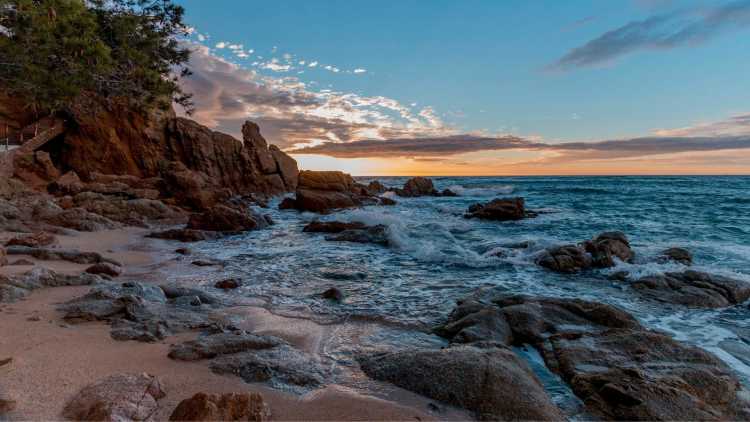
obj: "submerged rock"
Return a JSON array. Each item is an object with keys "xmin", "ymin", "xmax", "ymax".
[
  {"xmin": 465, "ymin": 197, "xmax": 532, "ymax": 221},
  {"xmin": 631, "ymin": 270, "xmax": 750, "ymax": 308},
  {"xmin": 321, "ymin": 287, "xmax": 344, "ymax": 302},
  {"xmin": 302, "ymin": 221, "xmax": 367, "ymax": 233},
  {"xmin": 324, "ymin": 225, "xmax": 389, "ymax": 246},
  {"xmin": 62, "ymin": 373, "xmax": 165, "ymax": 422},
  {"xmin": 169, "ymin": 392, "xmax": 270, "ymax": 422},
  {"xmin": 433, "ymin": 290, "xmax": 749, "ymax": 421},
  {"xmin": 359, "ymin": 345, "xmax": 562, "ymax": 421},
  {"xmin": 214, "ymin": 279, "xmax": 241, "ymax": 290}
]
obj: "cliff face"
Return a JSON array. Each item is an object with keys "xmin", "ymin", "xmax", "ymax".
[{"xmin": 3, "ymin": 95, "xmax": 299, "ymax": 208}]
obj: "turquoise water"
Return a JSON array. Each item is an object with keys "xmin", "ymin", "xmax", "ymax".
[{"xmin": 196, "ymin": 176, "xmax": 750, "ymax": 386}]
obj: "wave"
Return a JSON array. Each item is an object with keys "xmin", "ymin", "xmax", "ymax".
[{"xmin": 446, "ymin": 184, "xmax": 514, "ymax": 197}]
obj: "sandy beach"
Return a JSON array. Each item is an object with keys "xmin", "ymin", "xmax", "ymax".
[{"xmin": 0, "ymin": 228, "xmax": 468, "ymax": 421}]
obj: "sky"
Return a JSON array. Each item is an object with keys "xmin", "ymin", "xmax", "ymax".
[{"xmin": 173, "ymin": 0, "xmax": 750, "ymax": 175}]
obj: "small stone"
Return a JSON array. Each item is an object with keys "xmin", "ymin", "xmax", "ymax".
[
  {"xmin": 322, "ymin": 287, "xmax": 344, "ymax": 302},
  {"xmin": 215, "ymin": 279, "xmax": 241, "ymax": 290}
]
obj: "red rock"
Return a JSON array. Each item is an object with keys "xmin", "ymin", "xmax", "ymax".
[
  {"xmin": 465, "ymin": 197, "xmax": 527, "ymax": 221},
  {"xmin": 214, "ymin": 279, "xmax": 241, "ymax": 289},
  {"xmin": 298, "ymin": 170, "xmax": 355, "ymax": 192},
  {"xmin": 5, "ymin": 232, "xmax": 56, "ymax": 248},
  {"xmin": 398, "ymin": 177, "xmax": 438, "ymax": 197},
  {"xmin": 85, "ymin": 263, "xmax": 123, "ymax": 277},
  {"xmin": 295, "ymin": 189, "xmax": 360, "ymax": 213},
  {"xmin": 169, "ymin": 392, "xmax": 270, "ymax": 421}
]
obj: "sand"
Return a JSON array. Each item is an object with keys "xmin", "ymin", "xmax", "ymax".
[{"xmin": 0, "ymin": 229, "xmax": 468, "ymax": 421}]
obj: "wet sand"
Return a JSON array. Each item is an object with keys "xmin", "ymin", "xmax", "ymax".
[{"xmin": 0, "ymin": 228, "xmax": 468, "ymax": 421}]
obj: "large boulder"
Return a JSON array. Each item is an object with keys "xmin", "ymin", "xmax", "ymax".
[
  {"xmin": 278, "ymin": 171, "xmax": 377, "ymax": 213},
  {"xmin": 294, "ymin": 189, "xmax": 360, "ymax": 213},
  {"xmin": 298, "ymin": 170, "xmax": 355, "ymax": 192},
  {"xmin": 630, "ymin": 270, "xmax": 750, "ymax": 308},
  {"xmin": 434, "ymin": 290, "xmax": 750, "ymax": 421},
  {"xmin": 169, "ymin": 393, "xmax": 270, "ymax": 422},
  {"xmin": 359, "ymin": 346, "xmax": 562, "ymax": 421},
  {"xmin": 465, "ymin": 197, "xmax": 532, "ymax": 221},
  {"xmin": 62, "ymin": 373, "xmax": 166, "ymax": 422},
  {"xmin": 186, "ymin": 205, "xmax": 265, "ymax": 233}
]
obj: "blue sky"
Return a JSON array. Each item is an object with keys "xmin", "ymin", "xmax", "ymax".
[{"xmin": 173, "ymin": 0, "xmax": 750, "ymax": 174}]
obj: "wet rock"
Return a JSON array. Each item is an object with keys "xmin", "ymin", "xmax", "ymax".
[
  {"xmin": 659, "ymin": 247, "xmax": 693, "ymax": 265},
  {"xmin": 215, "ymin": 279, "xmax": 241, "ymax": 290},
  {"xmin": 302, "ymin": 221, "xmax": 367, "ymax": 233},
  {"xmin": 440, "ymin": 188, "xmax": 458, "ymax": 197},
  {"xmin": 435, "ymin": 290, "xmax": 749, "ymax": 421},
  {"xmin": 630, "ymin": 270, "xmax": 750, "ymax": 308},
  {"xmin": 62, "ymin": 373, "xmax": 165, "ymax": 422},
  {"xmin": 168, "ymin": 332, "xmax": 286, "ymax": 361},
  {"xmin": 279, "ymin": 171, "xmax": 375, "ymax": 213},
  {"xmin": 269, "ymin": 145, "xmax": 299, "ymax": 191},
  {"xmin": 48, "ymin": 171, "xmax": 86, "ymax": 195},
  {"xmin": 86, "ymin": 263, "xmax": 123, "ymax": 278},
  {"xmin": 366, "ymin": 180, "xmax": 387, "ymax": 195},
  {"xmin": 322, "ymin": 287, "xmax": 344, "ymax": 302},
  {"xmin": 359, "ymin": 345, "xmax": 562, "ymax": 421},
  {"xmin": 160, "ymin": 285, "xmax": 220, "ymax": 305},
  {"xmin": 192, "ymin": 259, "xmax": 222, "ymax": 267},
  {"xmin": 294, "ymin": 189, "xmax": 360, "ymax": 213},
  {"xmin": 169, "ymin": 332, "xmax": 325, "ymax": 391},
  {"xmin": 70, "ymin": 192, "xmax": 183, "ymax": 226},
  {"xmin": 5, "ymin": 245, "xmax": 120, "ymax": 265},
  {"xmin": 169, "ymin": 392, "xmax": 270, "ymax": 421},
  {"xmin": 298, "ymin": 170, "xmax": 356, "ymax": 192},
  {"xmin": 38, "ymin": 206, "xmax": 118, "ymax": 232},
  {"xmin": 396, "ymin": 177, "xmax": 439, "ymax": 197},
  {"xmin": 277, "ymin": 197, "xmax": 296, "ymax": 210},
  {"xmin": 536, "ymin": 245, "xmax": 592, "ymax": 273},
  {"xmin": 60, "ymin": 282, "xmax": 221, "ymax": 342},
  {"xmin": 325, "ymin": 225, "xmax": 389, "ymax": 246},
  {"xmin": 175, "ymin": 248, "xmax": 192, "ymax": 255},
  {"xmin": 465, "ymin": 197, "xmax": 531, "ymax": 221},
  {"xmin": 187, "ymin": 205, "xmax": 265, "ymax": 233},
  {"xmin": 0, "ymin": 245, "xmax": 6, "ymax": 266},
  {"xmin": 146, "ymin": 229, "xmax": 220, "ymax": 242},
  {"xmin": 379, "ymin": 197, "xmax": 397, "ymax": 206},
  {"xmin": 583, "ymin": 231, "xmax": 634, "ymax": 267},
  {"xmin": 434, "ymin": 305, "xmax": 512, "ymax": 345},
  {"xmin": 5, "ymin": 232, "xmax": 56, "ymax": 248}
]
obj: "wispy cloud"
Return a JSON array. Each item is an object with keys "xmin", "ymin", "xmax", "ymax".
[
  {"xmin": 550, "ymin": 0, "xmax": 750, "ymax": 70},
  {"xmin": 177, "ymin": 43, "xmax": 452, "ymax": 149}
]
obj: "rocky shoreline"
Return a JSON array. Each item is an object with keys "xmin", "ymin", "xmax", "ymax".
[{"xmin": 2, "ymin": 99, "xmax": 750, "ymax": 420}]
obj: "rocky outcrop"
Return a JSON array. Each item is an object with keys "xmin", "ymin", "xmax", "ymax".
[
  {"xmin": 359, "ymin": 346, "xmax": 562, "ymax": 421},
  {"xmin": 537, "ymin": 231, "xmax": 634, "ymax": 273},
  {"xmin": 0, "ymin": 268, "xmax": 101, "ymax": 303},
  {"xmin": 280, "ymin": 170, "xmax": 376, "ymax": 213},
  {"xmin": 5, "ymin": 245, "xmax": 120, "ymax": 265},
  {"xmin": 169, "ymin": 393, "xmax": 270, "ymax": 422},
  {"xmin": 630, "ymin": 270, "xmax": 750, "ymax": 308},
  {"xmin": 62, "ymin": 373, "xmax": 166, "ymax": 422},
  {"xmin": 465, "ymin": 197, "xmax": 535, "ymax": 221},
  {"xmin": 433, "ymin": 289, "xmax": 749, "ymax": 421},
  {"xmin": 395, "ymin": 177, "xmax": 438, "ymax": 197}
]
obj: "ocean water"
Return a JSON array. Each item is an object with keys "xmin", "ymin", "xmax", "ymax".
[{"xmin": 192, "ymin": 176, "xmax": 750, "ymax": 391}]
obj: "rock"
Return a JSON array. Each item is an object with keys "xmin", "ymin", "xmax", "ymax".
[
  {"xmin": 294, "ymin": 189, "xmax": 360, "ymax": 213},
  {"xmin": 434, "ymin": 290, "xmax": 749, "ymax": 421},
  {"xmin": 86, "ymin": 263, "xmax": 123, "ymax": 278},
  {"xmin": 168, "ymin": 332, "xmax": 286, "ymax": 361},
  {"xmin": 465, "ymin": 197, "xmax": 530, "ymax": 221},
  {"xmin": 630, "ymin": 270, "xmax": 750, "ymax": 308},
  {"xmin": 433, "ymin": 305, "xmax": 512, "ymax": 345},
  {"xmin": 0, "ymin": 389, "xmax": 16, "ymax": 415},
  {"xmin": 5, "ymin": 245, "xmax": 120, "ymax": 265},
  {"xmin": 13, "ymin": 150, "xmax": 61, "ymax": 190},
  {"xmin": 70, "ymin": 192, "xmax": 183, "ymax": 226},
  {"xmin": 0, "ymin": 245, "xmax": 6, "ymax": 266},
  {"xmin": 379, "ymin": 197, "xmax": 397, "ymax": 206},
  {"xmin": 359, "ymin": 345, "xmax": 562, "ymax": 421},
  {"xmin": 169, "ymin": 392, "xmax": 270, "ymax": 422},
  {"xmin": 366, "ymin": 180, "xmax": 387, "ymax": 195},
  {"xmin": 0, "ymin": 268, "xmax": 100, "ymax": 303},
  {"xmin": 48, "ymin": 171, "xmax": 85, "ymax": 195},
  {"xmin": 396, "ymin": 177, "xmax": 438, "ymax": 197},
  {"xmin": 302, "ymin": 221, "xmax": 367, "ymax": 233},
  {"xmin": 192, "ymin": 260, "xmax": 221, "ymax": 267},
  {"xmin": 39, "ymin": 206, "xmax": 119, "ymax": 232},
  {"xmin": 440, "ymin": 188, "xmax": 458, "ymax": 197},
  {"xmin": 187, "ymin": 205, "xmax": 264, "ymax": 233},
  {"xmin": 62, "ymin": 373, "xmax": 165, "ymax": 422},
  {"xmin": 583, "ymin": 231, "xmax": 634, "ymax": 267},
  {"xmin": 536, "ymin": 245, "xmax": 592, "ymax": 273},
  {"xmin": 277, "ymin": 197, "xmax": 296, "ymax": 210},
  {"xmin": 169, "ymin": 332, "xmax": 325, "ymax": 391},
  {"xmin": 298, "ymin": 170, "xmax": 355, "ymax": 192},
  {"xmin": 5, "ymin": 232, "xmax": 56, "ymax": 248},
  {"xmin": 269, "ymin": 145, "xmax": 298, "ymax": 191},
  {"xmin": 160, "ymin": 285, "xmax": 220, "ymax": 305},
  {"xmin": 322, "ymin": 287, "xmax": 344, "ymax": 302},
  {"xmin": 214, "ymin": 279, "xmax": 241, "ymax": 290},
  {"xmin": 146, "ymin": 229, "xmax": 220, "ymax": 242},
  {"xmin": 659, "ymin": 247, "xmax": 693, "ymax": 265},
  {"xmin": 175, "ymin": 248, "xmax": 192, "ymax": 255},
  {"xmin": 8, "ymin": 258, "xmax": 34, "ymax": 266},
  {"xmin": 325, "ymin": 225, "xmax": 389, "ymax": 246}
]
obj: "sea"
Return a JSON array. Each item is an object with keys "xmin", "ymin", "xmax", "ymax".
[{"xmin": 187, "ymin": 176, "xmax": 750, "ymax": 410}]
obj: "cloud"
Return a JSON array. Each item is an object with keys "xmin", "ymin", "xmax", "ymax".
[
  {"xmin": 353, "ymin": 68, "xmax": 367, "ymax": 74},
  {"xmin": 308, "ymin": 61, "xmax": 319, "ymax": 67},
  {"xmin": 550, "ymin": 0, "xmax": 750, "ymax": 70},
  {"xmin": 288, "ymin": 131, "xmax": 750, "ymax": 163},
  {"xmin": 653, "ymin": 113, "xmax": 750, "ymax": 137},
  {"xmin": 177, "ymin": 43, "xmax": 452, "ymax": 149},
  {"xmin": 215, "ymin": 42, "xmax": 227, "ymax": 49}
]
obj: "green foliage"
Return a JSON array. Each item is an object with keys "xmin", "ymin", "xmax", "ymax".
[{"xmin": 0, "ymin": 0, "xmax": 193, "ymax": 114}]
